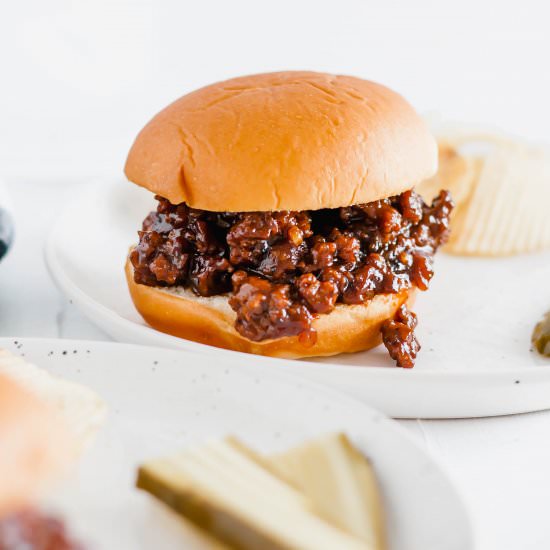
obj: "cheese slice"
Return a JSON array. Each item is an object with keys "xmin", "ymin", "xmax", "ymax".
[
  {"xmin": 137, "ymin": 437, "xmax": 372, "ymax": 550},
  {"xmin": 268, "ymin": 433, "xmax": 386, "ymax": 550}
]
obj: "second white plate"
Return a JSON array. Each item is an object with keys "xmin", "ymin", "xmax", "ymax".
[
  {"xmin": 0, "ymin": 338, "xmax": 472, "ymax": 550},
  {"xmin": 45, "ymin": 181, "xmax": 550, "ymax": 418}
]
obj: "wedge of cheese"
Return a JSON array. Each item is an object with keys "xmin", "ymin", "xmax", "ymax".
[
  {"xmin": 137, "ymin": 437, "xmax": 372, "ymax": 550},
  {"xmin": 268, "ymin": 433, "xmax": 386, "ymax": 550}
]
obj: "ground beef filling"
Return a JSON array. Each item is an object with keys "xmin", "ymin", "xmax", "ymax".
[
  {"xmin": 131, "ymin": 189, "xmax": 453, "ymax": 367},
  {"xmin": 380, "ymin": 304, "xmax": 420, "ymax": 369}
]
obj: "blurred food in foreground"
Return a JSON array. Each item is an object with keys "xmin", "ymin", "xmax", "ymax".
[
  {"xmin": 0, "ymin": 373, "xmax": 83, "ymax": 549},
  {"xmin": 0, "ymin": 373, "xmax": 71, "ymax": 516},
  {"xmin": 0, "ymin": 509, "xmax": 83, "ymax": 550},
  {"xmin": 268, "ymin": 433, "xmax": 385, "ymax": 549},
  {"xmin": 0, "ymin": 349, "xmax": 107, "ymax": 453},
  {"xmin": 137, "ymin": 433, "xmax": 385, "ymax": 550},
  {"xmin": 417, "ymin": 129, "xmax": 550, "ymax": 256},
  {"xmin": 0, "ymin": 349, "xmax": 107, "ymax": 549},
  {"xmin": 532, "ymin": 311, "xmax": 550, "ymax": 357}
]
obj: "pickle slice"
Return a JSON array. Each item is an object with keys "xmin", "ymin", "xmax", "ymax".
[
  {"xmin": 137, "ymin": 438, "xmax": 370, "ymax": 550},
  {"xmin": 269, "ymin": 433, "xmax": 386, "ymax": 550}
]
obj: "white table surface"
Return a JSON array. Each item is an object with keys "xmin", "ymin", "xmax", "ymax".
[{"xmin": 2, "ymin": 179, "xmax": 549, "ymax": 550}]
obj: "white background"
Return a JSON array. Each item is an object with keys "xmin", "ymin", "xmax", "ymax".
[
  {"xmin": 2, "ymin": 2, "xmax": 550, "ymax": 549},
  {"xmin": 2, "ymin": 0, "xmax": 550, "ymax": 178}
]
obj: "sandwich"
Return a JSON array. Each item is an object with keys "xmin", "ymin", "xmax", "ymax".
[{"xmin": 125, "ymin": 71, "xmax": 453, "ymax": 367}]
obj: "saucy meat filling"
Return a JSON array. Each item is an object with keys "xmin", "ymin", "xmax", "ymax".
[
  {"xmin": 131, "ymin": 189, "xmax": 453, "ymax": 367},
  {"xmin": 0, "ymin": 510, "xmax": 83, "ymax": 550}
]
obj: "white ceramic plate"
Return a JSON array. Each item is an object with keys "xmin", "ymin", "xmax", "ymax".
[
  {"xmin": 0, "ymin": 338, "xmax": 472, "ymax": 550},
  {"xmin": 46, "ymin": 181, "xmax": 550, "ymax": 418}
]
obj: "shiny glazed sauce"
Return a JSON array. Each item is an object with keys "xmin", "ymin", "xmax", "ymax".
[{"xmin": 131, "ymin": 189, "xmax": 453, "ymax": 367}]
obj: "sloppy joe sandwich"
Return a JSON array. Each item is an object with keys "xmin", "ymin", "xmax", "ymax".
[{"xmin": 125, "ymin": 71, "xmax": 453, "ymax": 367}]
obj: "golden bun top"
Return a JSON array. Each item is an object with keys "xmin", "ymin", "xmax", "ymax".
[
  {"xmin": 0, "ymin": 374, "xmax": 71, "ymax": 515},
  {"xmin": 125, "ymin": 71, "xmax": 437, "ymax": 211}
]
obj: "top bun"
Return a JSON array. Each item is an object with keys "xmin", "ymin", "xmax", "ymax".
[{"xmin": 125, "ymin": 71, "xmax": 437, "ymax": 211}]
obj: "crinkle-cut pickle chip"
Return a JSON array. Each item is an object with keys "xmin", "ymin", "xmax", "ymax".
[
  {"xmin": 419, "ymin": 131, "xmax": 550, "ymax": 257},
  {"xmin": 416, "ymin": 142, "xmax": 479, "ymax": 210},
  {"xmin": 445, "ymin": 143, "xmax": 550, "ymax": 256},
  {"xmin": 137, "ymin": 435, "xmax": 381, "ymax": 550}
]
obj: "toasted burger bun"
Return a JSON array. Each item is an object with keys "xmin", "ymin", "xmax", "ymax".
[
  {"xmin": 125, "ymin": 71, "xmax": 437, "ymax": 211},
  {"xmin": 126, "ymin": 257, "xmax": 415, "ymax": 359},
  {"xmin": 0, "ymin": 374, "xmax": 71, "ymax": 516}
]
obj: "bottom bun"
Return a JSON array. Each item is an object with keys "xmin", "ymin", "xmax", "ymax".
[{"xmin": 125, "ymin": 256, "xmax": 415, "ymax": 359}]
